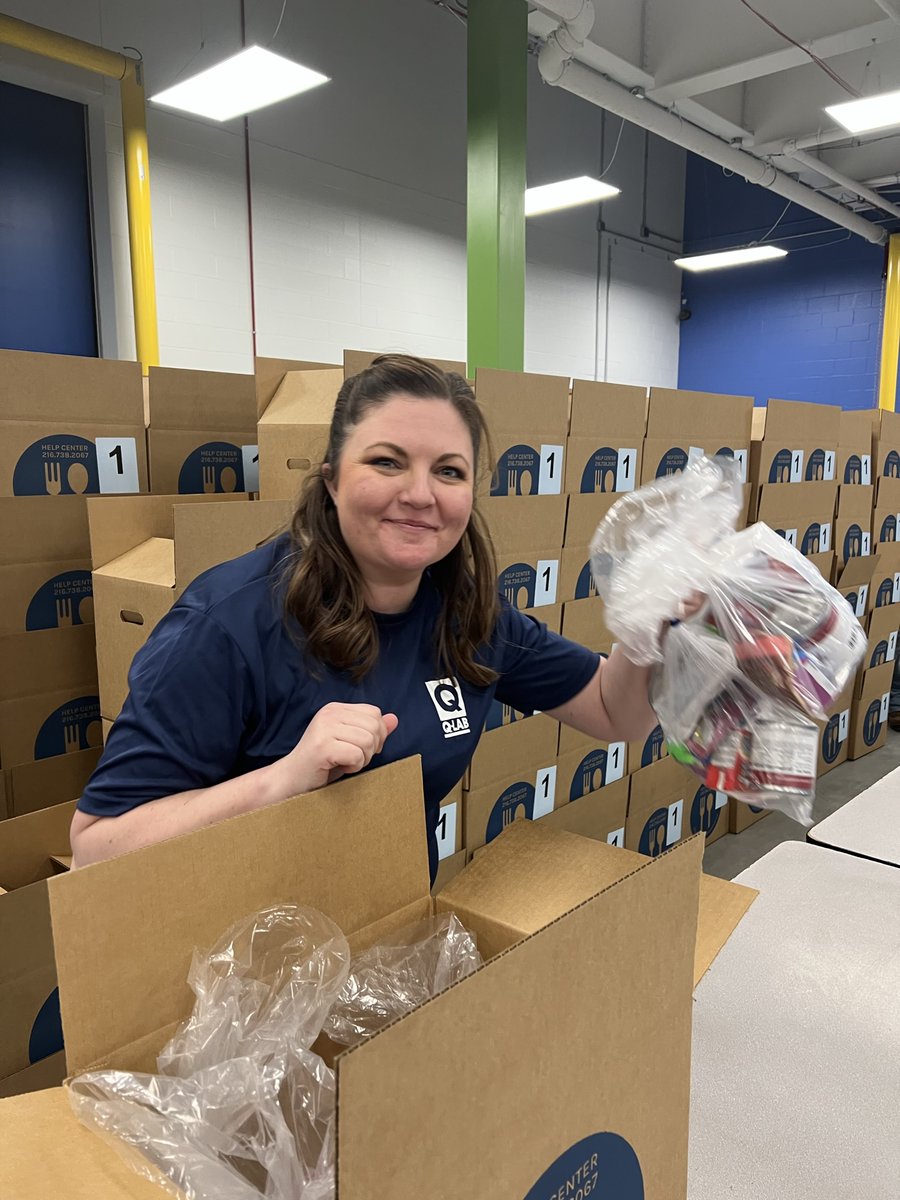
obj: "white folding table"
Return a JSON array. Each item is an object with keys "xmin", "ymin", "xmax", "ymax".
[
  {"xmin": 808, "ymin": 766, "xmax": 900, "ymax": 867},
  {"xmin": 689, "ymin": 841, "xmax": 900, "ymax": 1199}
]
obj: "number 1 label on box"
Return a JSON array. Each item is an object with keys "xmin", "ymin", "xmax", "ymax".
[
  {"xmin": 607, "ymin": 827, "xmax": 625, "ymax": 848},
  {"xmin": 856, "ymin": 584, "xmax": 869, "ymax": 616},
  {"xmin": 819, "ymin": 523, "xmax": 832, "ymax": 553},
  {"xmin": 616, "ymin": 448, "xmax": 637, "ymax": 493},
  {"xmin": 435, "ymin": 802, "xmax": 457, "ymax": 861},
  {"xmin": 733, "ymin": 448, "xmax": 748, "ymax": 483},
  {"xmin": 861, "ymin": 532, "xmax": 871, "ymax": 555},
  {"xmin": 538, "ymin": 444, "xmax": 564, "ymax": 495},
  {"xmin": 96, "ymin": 437, "xmax": 139, "ymax": 494},
  {"xmin": 714, "ymin": 790, "xmax": 728, "ymax": 810},
  {"xmin": 823, "ymin": 451, "xmax": 835, "ymax": 482},
  {"xmin": 784, "ymin": 528, "xmax": 798, "ymax": 547},
  {"xmin": 667, "ymin": 799, "xmax": 684, "ymax": 845},
  {"xmin": 889, "ymin": 632, "xmax": 898, "ymax": 662},
  {"xmin": 533, "ymin": 765, "xmax": 557, "ymax": 818},
  {"xmin": 790, "ymin": 450, "xmax": 804, "ymax": 483},
  {"xmin": 534, "ymin": 559, "xmax": 559, "ymax": 607},
  {"xmin": 892, "ymin": 572, "xmax": 900, "ymax": 604},
  {"xmin": 242, "ymin": 444, "xmax": 260, "ymax": 493},
  {"xmin": 838, "ymin": 709, "xmax": 849, "ymax": 742},
  {"xmin": 880, "ymin": 693, "xmax": 890, "ymax": 724},
  {"xmin": 607, "ymin": 741, "xmax": 626, "ymax": 783},
  {"xmin": 861, "ymin": 455, "xmax": 872, "ymax": 485}
]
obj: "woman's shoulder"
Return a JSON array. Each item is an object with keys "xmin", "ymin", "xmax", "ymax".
[{"xmin": 175, "ymin": 533, "xmax": 294, "ymax": 632}]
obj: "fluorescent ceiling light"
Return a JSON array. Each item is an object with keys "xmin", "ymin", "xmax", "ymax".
[
  {"xmin": 525, "ymin": 176, "xmax": 620, "ymax": 216},
  {"xmin": 675, "ymin": 245, "xmax": 788, "ymax": 272},
  {"xmin": 825, "ymin": 88, "xmax": 900, "ymax": 134},
  {"xmin": 150, "ymin": 45, "xmax": 329, "ymax": 122}
]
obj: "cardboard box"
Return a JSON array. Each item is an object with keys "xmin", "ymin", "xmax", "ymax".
[
  {"xmin": 641, "ymin": 439, "xmax": 747, "ymax": 485},
  {"xmin": 0, "ymin": 557, "xmax": 93, "ymax": 635},
  {"xmin": 754, "ymin": 397, "xmax": 841, "ymax": 444},
  {"xmin": 558, "ymin": 545, "xmax": 597, "ymax": 603},
  {"xmin": 833, "ymin": 484, "xmax": 875, "ymax": 567},
  {"xmin": 475, "ymin": 369, "xmax": 569, "ymax": 497},
  {"xmin": 254, "ymin": 355, "xmax": 338, "ymax": 418},
  {"xmin": 483, "ymin": 495, "xmax": 566, "ymax": 610},
  {"xmin": 0, "ymin": 1050, "xmax": 66, "ymax": 1099},
  {"xmin": 0, "ymin": 626, "xmax": 100, "ymax": 768},
  {"xmin": 870, "ymin": 542, "xmax": 900, "ymax": 609},
  {"xmin": 755, "ymin": 481, "xmax": 837, "ymax": 558},
  {"xmin": 566, "ymin": 438, "xmax": 642, "ymax": 494},
  {"xmin": 848, "ymin": 661, "xmax": 893, "ymax": 759},
  {"xmin": 626, "ymin": 755, "xmax": 689, "ymax": 855},
  {"xmin": 465, "ymin": 713, "xmax": 559, "ymax": 794},
  {"xmin": 863, "ymin": 605, "xmax": 899, "ymax": 672},
  {"xmin": 257, "ymin": 367, "xmax": 343, "ymax": 501},
  {"xmin": 146, "ymin": 367, "xmax": 258, "ymax": 495},
  {"xmin": 431, "ymin": 848, "xmax": 468, "ymax": 893},
  {"xmin": 630, "ymin": 722, "xmax": 669, "ymax": 772},
  {"xmin": 836, "ymin": 554, "xmax": 879, "ymax": 619},
  {"xmin": 640, "ymin": 387, "xmax": 754, "ymax": 485},
  {"xmin": 684, "ymin": 775, "xmax": 729, "ymax": 847},
  {"xmin": 838, "ymin": 409, "xmax": 874, "ymax": 486},
  {"xmin": 0, "ymin": 801, "xmax": 74, "ymax": 1084},
  {"xmin": 0, "ymin": 495, "xmax": 91, "ymax": 562},
  {"xmin": 344, "ymin": 349, "xmax": 467, "ymax": 378},
  {"xmin": 563, "ymin": 491, "xmax": 621, "ymax": 548},
  {"xmin": 817, "ymin": 679, "xmax": 855, "ymax": 777},
  {"xmin": 539, "ymin": 775, "xmax": 629, "ymax": 846},
  {"xmin": 807, "ymin": 551, "xmax": 835, "ymax": 581},
  {"xmin": 557, "ymin": 732, "xmax": 628, "ymax": 800},
  {"xmin": 435, "ymin": 783, "xmax": 463, "ymax": 862},
  {"xmin": 874, "ymin": 409, "xmax": 900, "ymax": 479},
  {"xmin": 464, "ymin": 731, "xmax": 562, "ymax": 851},
  {"xmin": 563, "ymin": 380, "xmax": 646, "ymax": 494},
  {"xmin": 0, "ymin": 349, "xmax": 147, "ymax": 497},
  {"xmin": 0, "ymin": 762, "xmax": 754, "ymax": 1200},
  {"xmin": 560, "ymin": 596, "xmax": 614, "ymax": 654},
  {"xmin": 2, "ymin": 748, "xmax": 100, "ymax": 818},
  {"xmin": 728, "ymin": 798, "xmax": 770, "ymax": 834},
  {"xmin": 750, "ymin": 441, "xmax": 838, "ymax": 487},
  {"xmin": 872, "ymin": 475, "xmax": 900, "ymax": 547},
  {"xmin": 101, "ymin": 718, "xmax": 113, "ymax": 744},
  {"xmin": 89, "ymin": 495, "xmax": 289, "ymax": 721}
]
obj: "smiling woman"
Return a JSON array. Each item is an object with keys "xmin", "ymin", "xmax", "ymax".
[{"xmin": 69, "ymin": 354, "xmax": 657, "ymax": 880}]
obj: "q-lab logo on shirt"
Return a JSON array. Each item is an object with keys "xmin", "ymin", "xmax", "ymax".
[{"xmin": 424, "ymin": 677, "xmax": 471, "ymax": 739}]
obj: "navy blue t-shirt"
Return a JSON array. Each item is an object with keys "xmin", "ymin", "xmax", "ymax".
[{"xmin": 79, "ymin": 537, "xmax": 599, "ymax": 881}]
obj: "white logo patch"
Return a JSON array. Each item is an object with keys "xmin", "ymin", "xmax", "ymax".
[{"xmin": 424, "ymin": 677, "xmax": 471, "ymax": 739}]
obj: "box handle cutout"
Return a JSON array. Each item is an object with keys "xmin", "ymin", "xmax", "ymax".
[
  {"xmin": 120, "ymin": 610, "xmax": 145, "ymax": 625},
  {"xmin": 286, "ymin": 457, "xmax": 312, "ymax": 471}
]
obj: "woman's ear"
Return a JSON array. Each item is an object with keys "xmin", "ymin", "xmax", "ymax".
[{"xmin": 321, "ymin": 462, "xmax": 337, "ymax": 504}]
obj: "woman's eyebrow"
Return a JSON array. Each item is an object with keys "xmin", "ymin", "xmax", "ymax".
[{"xmin": 364, "ymin": 443, "xmax": 471, "ymax": 466}]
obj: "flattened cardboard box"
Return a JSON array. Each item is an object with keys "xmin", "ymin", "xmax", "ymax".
[
  {"xmin": 257, "ymin": 368, "xmax": 343, "ymax": 501},
  {"xmin": 836, "ymin": 554, "xmax": 879, "ymax": 619},
  {"xmin": 754, "ymin": 481, "xmax": 837, "ymax": 558},
  {"xmin": 539, "ymin": 775, "xmax": 629, "ymax": 846},
  {"xmin": 564, "ymin": 490, "xmax": 621, "ymax": 548},
  {"xmin": 3, "ymin": 747, "xmax": 100, "ymax": 818},
  {"xmin": 146, "ymin": 367, "xmax": 258, "ymax": 495},
  {"xmin": 475, "ymin": 368, "xmax": 568, "ymax": 497},
  {"xmin": 0, "ymin": 800, "xmax": 75, "ymax": 1083},
  {"xmin": 0, "ymin": 767, "xmax": 754, "ymax": 1200},
  {"xmin": 626, "ymin": 755, "xmax": 693, "ymax": 855},
  {"xmin": 849, "ymin": 661, "xmax": 893, "ymax": 759},
  {"xmin": 483, "ymin": 604, "xmax": 562, "ymax": 731},
  {"xmin": 0, "ymin": 557, "xmax": 93, "ymax": 635},
  {"xmin": 0, "ymin": 348, "xmax": 147, "ymax": 497}
]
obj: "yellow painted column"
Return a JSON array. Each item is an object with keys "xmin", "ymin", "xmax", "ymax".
[
  {"xmin": 879, "ymin": 232, "xmax": 900, "ymax": 411},
  {"xmin": 120, "ymin": 61, "xmax": 159, "ymax": 373}
]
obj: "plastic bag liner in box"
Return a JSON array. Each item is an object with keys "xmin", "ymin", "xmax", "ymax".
[
  {"xmin": 589, "ymin": 456, "xmax": 866, "ymax": 824},
  {"xmin": 68, "ymin": 905, "xmax": 481, "ymax": 1200}
]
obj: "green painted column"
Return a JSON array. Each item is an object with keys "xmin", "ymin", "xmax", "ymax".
[{"xmin": 467, "ymin": 0, "xmax": 527, "ymax": 374}]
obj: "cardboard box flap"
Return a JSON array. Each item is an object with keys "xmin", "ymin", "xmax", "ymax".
[
  {"xmin": 0, "ymin": 625, "xmax": 97, "ymax": 701},
  {"xmin": 840, "ymin": 409, "xmax": 875, "ymax": 447},
  {"xmin": 0, "ymin": 1087, "xmax": 162, "ymax": 1199},
  {"xmin": 343, "ymin": 349, "xmax": 467, "ymax": 378},
  {"xmin": 47, "ymin": 758, "xmax": 429, "ymax": 1076},
  {"xmin": 564, "ymin": 492, "xmax": 621, "ymax": 547},
  {"xmin": 646, "ymin": 387, "xmax": 753, "ymax": 441},
  {"xmin": 754, "ymin": 481, "xmax": 838, "ymax": 523},
  {"xmin": 837, "ymin": 554, "xmax": 880, "ymax": 589},
  {"xmin": 0, "ymin": 801, "xmax": 76, "ymax": 891},
  {"xmin": 173, "ymin": 499, "xmax": 291, "ymax": 594},
  {"xmin": 260, "ymin": 369, "xmax": 343, "ymax": 425},
  {"xmin": 7, "ymin": 748, "xmax": 101, "ymax": 818},
  {"xmin": 875, "ymin": 475, "xmax": 900, "ymax": 510},
  {"xmin": 339, "ymin": 833, "xmax": 703, "ymax": 1199},
  {"xmin": 255, "ymin": 356, "xmax": 339, "ymax": 418},
  {"xmin": 147, "ymin": 367, "xmax": 256, "ymax": 432},
  {"xmin": 0, "ymin": 497, "xmax": 90, "ymax": 565},
  {"xmin": 568, "ymin": 379, "xmax": 647, "ymax": 438},
  {"xmin": 877, "ymin": 408, "xmax": 900, "ymax": 444},
  {"xmin": 837, "ymin": 483, "xmax": 874, "ymax": 520},
  {"xmin": 93, "ymin": 537, "xmax": 175, "ymax": 589},
  {"xmin": 694, "ymin": 872, "xmax": 757, "ymax": 984},
  {"xmin": 87, "ymin": 494, "xmax": 245, "ymax": 571},
  {"xmin": 474, "ymin": 367, "xmax": 569, "ymax": 433},
  {"xmin": 758, "ymin": 398, "xmax": 841, "ymax": 444},
  {"xmin": 0, "ymin": 349, "xmax": 143, "ymax": 425},
  {"xmin": 482, "ymin": 494, "xmax": 567, "ymax": 552}
]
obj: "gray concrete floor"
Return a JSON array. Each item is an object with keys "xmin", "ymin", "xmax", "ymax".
[{"xmin": 702, "ymin": 728, "xmax": 900, "ymax": 880}]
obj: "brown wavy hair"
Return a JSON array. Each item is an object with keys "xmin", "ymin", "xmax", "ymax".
[{"xmin": 284, "ymin": 354, "xmax": 499, "ymax": 685}]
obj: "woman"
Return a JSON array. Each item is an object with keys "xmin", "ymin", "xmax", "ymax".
[{"xmin": 71, "ymin": 355, "xmax": 657, "ymax": 878}]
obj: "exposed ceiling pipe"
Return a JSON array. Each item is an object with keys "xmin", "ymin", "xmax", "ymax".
[
  {"xmin": 531, "ymin": 0, "xmax": 595, "ymax": 81},
  {"xmin": 785, "ymin": 148, "xmax": 900, "ymax": 222},
  {"xmin": 536, "ymin": 58, "xmax": 887, "ymax": 244}
]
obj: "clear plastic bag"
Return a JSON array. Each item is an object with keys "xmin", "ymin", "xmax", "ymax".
[
  {"xmin": 324, "ymin": 913, "xmax": 482, "ymax": 1045},
  {"xmin": 591, "ymin": 457, "xmax": 866, "ymax": 823},
  {"xmin": 68, "ymin": 906, "xmax": 480, "ymax": 1199}
]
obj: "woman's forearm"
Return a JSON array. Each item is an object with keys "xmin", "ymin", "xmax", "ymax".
[{"xmin": 599, "ymin": 648, "xmax": 657, "ymax": 742}]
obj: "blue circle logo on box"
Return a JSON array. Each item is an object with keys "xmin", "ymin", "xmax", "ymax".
[
  {"xmin": 822, "ymin": 714, "xmax": 842, "ymax": 764},
  {"xmin": 26, "ymin": 570, "xmax": 93, "ymax": 630},
  {"xmin": 654, "ymin": 447, "xmax": 688, "ymax": 479},
  {"xmin": 716, "ymin": 445, "xmax": 736, "ymax": 460},
  {"xmin": 863, "ymin": 700, "xmax": 884, "ymax": 746},
  {"xmin": 485, "ymin": 698, "xmax": 526, "ymax": 731},
  {"xmin": 886, "ymin": 450, "xmax": 900, "ymax": 479},
  {"xmin": 13, "ymin": 435, "xmax": 99, "ymax": 496},
  {"xmin": 749, "ymin": 805, "xmax": 764, "ymax": 814},
  {"xmin": 881, "ymin": 515, "xmax": 897, "ymax": 543},
  {"xmin": 844, "ymin": 454, "xmax": 863, "ymax": 485},
  {"xmin": 34, "ymin": 695, "xmax": 101, "ymax": 759},
  {"xmin": 639, "ymin": 807, "xmax": 669, "ymax": 856},
  {"xmin": 768, "ymin": 448, "xmax": 794, "ymax": 484},
  {"xmin": 845, "ymin": 590, "xmax": 859, "ymax": 613},
  {"xmin": 690, "ymin": 785, "xmax": 721, "ymax": 837},
  {"xmin": 806, "ymin": 448, "xmax": 827, "ymax": 481},
  {"xmin": 492, "ymin": 444, "xmax": 540, "ymax": 496},
  {"xmin": 570, "ymin": 748, "xmax": 610, "ymax": 800},
  {"xmin": 871, "ymin": 639, "xmax": 890, "ymax": 668},
  {"xmin": 523, "ymin": 1132, "xmax": 643, "ymax": 1200},
  {"xmin": 29, "ymin": 988, "xmax": 63, "ymax": 1063},
  {"xmin": 844, "ymin": 523, "xmax": 864, "ymax": 560},
  {"xmin": 498, "ymin": 562, "xmax": 537, "ymax": 609},
  {"xmin": 641, "ymin": 725, "xmax": 665, "ymax": 767},
  {"xmin": 877, "ymin": 579, "xmax": 895, "ymax": 607},
  {"xmin": 801, "ymin": 523, "xmax": 823, "ymax": 555},
  {"xmin": 575, "ymin": 560, "xmax": 597, "ymax": 600},
  {"xmin": 583, "ymin": 447, "xmax": 621, "ymax": 493},
  {"xmin": 178, "ymin": 442, "xmax": 245, "ymax": 494},
  {"xmin": 486, "ymin": 780, "xmax": 535, "ymax": 842}
]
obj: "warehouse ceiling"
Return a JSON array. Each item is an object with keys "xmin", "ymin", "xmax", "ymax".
[{"xmin": 528, "ymin": 0, "xmax": 900, "ymax": 212}]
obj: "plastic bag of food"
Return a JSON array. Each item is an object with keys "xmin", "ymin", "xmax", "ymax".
[
  {"xmin": 323, "ymin": 913, "xmax": 482, "ymax": 1045},
  {"xmin": 590, "ymin": 457, "xmax": 866, "ymax": 822}
]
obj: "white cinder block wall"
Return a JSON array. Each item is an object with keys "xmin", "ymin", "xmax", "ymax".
[{"xmin": 1, "ymin": 0, "xmax": 685, "ymax": 384}]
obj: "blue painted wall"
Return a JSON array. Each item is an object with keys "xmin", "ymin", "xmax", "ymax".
[{"xmin": 677, "ymin": 154, "xmax": 894, "ymax": 409}]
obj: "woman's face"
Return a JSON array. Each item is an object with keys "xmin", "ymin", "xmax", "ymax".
[{"xmin": 325, "ymin": 394, "xmax": 476, "ymax": 596}]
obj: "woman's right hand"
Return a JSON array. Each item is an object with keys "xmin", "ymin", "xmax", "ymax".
[{"xmin": 266, "ymin": 702, "xmax": 400, "ymax": 801}]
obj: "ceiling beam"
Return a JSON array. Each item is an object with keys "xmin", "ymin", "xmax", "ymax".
[{"xmin": 648, "ymin": 19, "xmax": 900, "ymax": 102}]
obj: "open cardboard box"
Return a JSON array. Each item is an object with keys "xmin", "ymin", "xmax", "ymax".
[
  {"xmin": 848, "ymin": 660, "xmax": 893, "ymax": 758},
  {"xmin": 0, "ymin": 756, "xmax": 755, "ymax": 1199},
  {"xmin": 834, "ymin": 483, "xmax": 874, "ymax": 567},
  {"xmin": 146, "ymin": 367, "xmax": 259, "ymax": 495},
  {"xmin": 837, "ymin": 409, "xmax": 873, "ymax": 486},
  {"xmin": 475, "ymin": 368, "xmax": 569, "ymax": 497},
  {"xmin": 641, "ymin": 387, "xmax": 753, "ymax": 486},
  {"xmin": 343, "ymin": 349, "xmax": 467, "ymax": 377},
  {"xmin": 870, "ymin": 541, "xmax": 900, "ymax": 609},
  {"xmin": 257, "ymin": 367, "xmax": 343, "ymax": 501},
  {"xmin": 557, "ymin": 725, "xmax": 628, "ymax": 796},
  {"xmin": 754, "ymin": 481, "xmax": 837, "ymax": 558},
  {"xmin": 836, "ymin": 554, "xmax": 879, "ymax": 619},
  {"xmin": 2, "ymin": 747, "xmax": 100, "ymax": 819},
  {"xmin": 0, "ymin": 496, "xmax": 94, "ymax": 635},
  {"xmin": 874, "ymin": 408, "xmax": 900, "ymax": 477},
  {"xmin": 817, "ymin": 677, "xmax": 855, "ymax": 777},
  {"xmin": 464, "ymin": 715, "xmax": 561, "ymax": 850},
  {"xmin": 873, "ymin": 474, "xmax": 900, "ymax": 547},
  {"xmin": 564, "ymin": 490, "xmax": 621, "ymax": 547},
  {"xmin": 483, "ymin": 495, "xmax": 566, "ymax": 610},
  {"xmin": 565, "ymin": 379, "xmax": 647, "ymax": 495},
  {"xmin": 89, "ymin": 495, "xmax": 290, "ymax": 721},
  {"xmin": 862, "ymin": 604, "xmax": 899, "ymax": 673}
]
